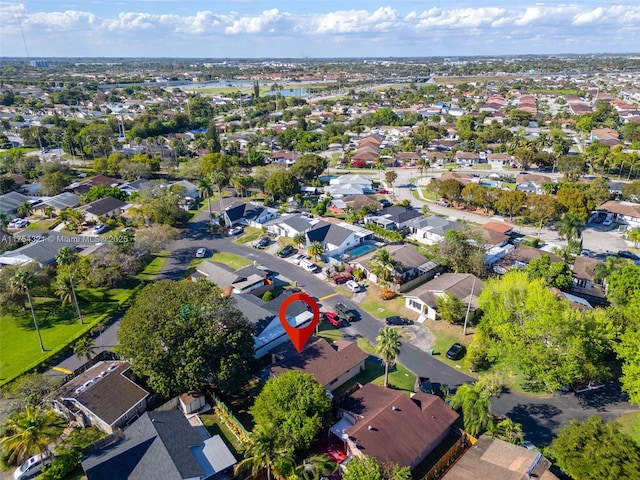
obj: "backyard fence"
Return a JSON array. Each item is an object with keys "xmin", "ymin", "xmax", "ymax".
[
  {"xmin": 420, "ymin": 430, "xmax": 472, "ymax": 480},
  {"xmin": 209, "ymin": 391, "xmax": 250, "ymax": 444}
]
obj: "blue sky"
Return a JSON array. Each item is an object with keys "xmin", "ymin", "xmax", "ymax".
[{"xmin": 1, "ymin": 1, "xmax": 639, "ymax": 58}]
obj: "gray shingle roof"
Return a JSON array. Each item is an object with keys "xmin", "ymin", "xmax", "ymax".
[
  {"xmin": 0, "ymin": 191, "xmax": 29, "ymax": 213},
  {"xmin": 41, "ymin": 192, "xmax": 81, "ymax": 210},
  {"xmin": 81, "ymin": 410, "xmax": 207, "ymax": 480},
  {"xmin": 307, "ymin": 221, "xmax": 352, "ymax": 247},
  {"xmin": 79, "ymin": 196, "xmax": 128, "ymax": 217}
]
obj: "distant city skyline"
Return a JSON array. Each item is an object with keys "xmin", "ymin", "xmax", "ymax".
[{"xmin": 1, "ymin": 1, "xmax": 639, "ymax": 58}]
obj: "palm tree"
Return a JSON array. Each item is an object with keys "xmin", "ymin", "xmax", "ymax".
[
  {"xmin": 73, "ymin": 336, "xmax": 97, "ymax": 362},
  {"xmin": 17, "ymin": 202, "xmax": 33, "ymax": 217},
  {"xmin": 593, "ymin": 255, "xmax": 628, "ymax": 284},
  {"xmin": 293, "ymin": 232, "xmax": 307, "ymax": 249},
  {"xmin": 0, "ymin": 211, "xmax": 9, "ymax": 231},
  {"xmin": 197, "ymin": 177, "xmax": 214, "ymax": 219},
  {"xmin": 307, "ymin": 241, "xmax": 324, "ymax": 262},
  {"xmin": 370, "ymin": 248, "xmax": 401, "ymax": 287},
  {"xmin": 56, "ymin": 247, "xmax": 83, "ymax": 323},
  {"xmin": 449, "ymin": 383, "xmax": 493, "ymax": 437},
  {"xmin": 0, "ymin": 405, "xmax": 64, "ymax": 466},
  {"xmin": 43, "ymin": 205, "xmax": 55, "ymax": 219},
  {"xmin": 234, "ymin": 424, "xmax": 291, "ymax": 480},
  {"xmin": 491, "ymin": 418, "xmax": 524, "ymax": 444},
  {"xmin": 295, "ymin": 454, "xmax": 337, "ymax": 480},
  {"xmin": 417, "ymin": 157, "xmax": 430, "ymax": 178},
  {"xmin": 556, "ymin": 212, "xmax": 584, "ymax": 242},
  {"xmin": 209, "ymin": 171, "xmax": 227, "ymax": 211},
  {"xmin": 11, "ymin": 270, "xmax": 44, "ymax": 352},
  {"xmin": 376, "ymin": 327, "xmax": 402, "ymax": 387}
]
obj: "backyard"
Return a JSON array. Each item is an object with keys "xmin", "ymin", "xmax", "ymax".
[{"xmin": 0, "ymin": 255, "xmax": 167, "ymax": 387}]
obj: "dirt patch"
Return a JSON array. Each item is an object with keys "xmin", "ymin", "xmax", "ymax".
[{"xmin": 401, "ymin": 324, "xmax": 435, "ymax": 353}]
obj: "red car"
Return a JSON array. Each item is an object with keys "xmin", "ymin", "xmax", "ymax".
[
  {"xmin": 324, "ymin": 312, "xmax": 343, "ymax": 327},
  {"xmin": 377, "ymin": 188, "xmax": 389, "ymax": 194},
  {"xmin": 332, "ymin": 274, "xmax": 352, "ymax": 284}
]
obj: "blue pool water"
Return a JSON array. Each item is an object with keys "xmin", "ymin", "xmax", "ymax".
[
  {"xmin": 479, "ymin": 180, "xmax": 498, "ymax": 187},
  {"xmin": 348, "ymin": 244, "xmax": 378, "ymax": 258}
]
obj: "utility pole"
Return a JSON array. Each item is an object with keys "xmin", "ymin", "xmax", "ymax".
[{"xmin": 463, "ymin": 275, "xmax": 476, "ymax": 336}]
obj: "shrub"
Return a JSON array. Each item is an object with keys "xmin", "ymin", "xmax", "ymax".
[
  {"xmin": 379, "ymin": 288, "xmax": 397, "ymax": 300},
  {"xmin": 262, "ymin": 291, "xmax": 274, "ymax": 301},
  {"xmin": 352, "ymin": 268, "xmax": 365, "ymax": 281}
]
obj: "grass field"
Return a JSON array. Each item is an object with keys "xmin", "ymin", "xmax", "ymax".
[
  {"xmin": 0, "ymin": 255, "xmax": 165, "ymax": 387},
  {"xmin": 235, "ymin": 227, "xmax": 264, "ymax": 245}
]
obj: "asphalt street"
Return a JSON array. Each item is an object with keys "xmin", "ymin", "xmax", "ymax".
[{"xmin": 46, "ymin": 178, "xmax": 638, "ymax": 446}]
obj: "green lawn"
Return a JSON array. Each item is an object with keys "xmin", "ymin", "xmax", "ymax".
[
  {"xmin": 316, "ymin": 321, "xmax": 344, "ymax": 344},
  {"xmin": 354, "ymin": 338, "xmax": 416, "ymax": 394},
  {"xmin": 210, "ymin": 251, "xmax": 252, "ymax": 269},
  {"xmin": 199, "ymin": 412, "xmax": 245, "ymax": 457},
  {"xmin": 617, "ymin": 413, "xmax": 640, "ymax": 445},
  {"xmin": 358, "ymin": 288, "xmax": 407, "ymax": 320},
  {"xmin": 26, "ymin": 218, "xmax": 59, "ymax": 230},
  {"xmin": 235, "ymin": 227, "xmax": 264, "ymax": 245},
  {"xmin": 0, "ymin": 255, "xmax": 165, "ymax": 386},
  {"xmin": 136, "ymin": 252, "xmax": 170, "ymax": 281}
]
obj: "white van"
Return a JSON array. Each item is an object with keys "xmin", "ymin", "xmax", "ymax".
[
  {"xmin": 14, "ymin": 454, "xmax": 51, "ymax": 480},
  {"xmin": 346, "ymin": 280, "xmax": 361, "ymax": 293}
]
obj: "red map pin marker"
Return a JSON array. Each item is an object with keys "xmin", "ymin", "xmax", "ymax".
[{"xmin": 279, "ymin": 292, "xmax": 320, "ymax": 353}]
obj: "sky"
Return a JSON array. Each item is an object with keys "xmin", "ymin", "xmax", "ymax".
[{"xmin": 1, "ymin": 1, "xmax": 639, "ymax": 58}]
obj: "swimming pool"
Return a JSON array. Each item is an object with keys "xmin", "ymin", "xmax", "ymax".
[
  {"xmin": 347, "ymin": 244, "xmax": 378, "ymax": 258},
  {"xmin": 479, "ymin": 180, "xmax": 499, "ymax": 188}
]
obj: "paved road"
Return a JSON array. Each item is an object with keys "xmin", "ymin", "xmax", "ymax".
[
  {"xmin": 46, "ymin": 194, "xmax": 638, "ymax": 446},
  {"xmin": 157, "ymin": 211, "xmax": 637, "ymax": 444}
]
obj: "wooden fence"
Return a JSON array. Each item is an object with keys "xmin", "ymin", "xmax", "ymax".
[
  {"xmin": 209, "ymin": 391, "xmax": 250, "ymax": 444},
  {"xmin": 420, "ymin": 431, "xmax": 472, "ymax": 480}
]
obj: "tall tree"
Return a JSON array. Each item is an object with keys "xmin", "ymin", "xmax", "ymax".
[
  {"xmin": 250, "ymin": 371, "xmax": 332, "ymax": 453},
  {"xmin": 495, "ymin": 190, "xmax": 526, "ymax": 221},
  {"xmin": 233, "ymin": 423, "xmax": 291, "ymax": 480},
  {"xmin": 11, "ymin": 270, "xmax": 44, "ymax": 352},
  {"xmin": 436, "ymin": 293, "xmax": 465, "ymax": 324},
  {"xmin": 116, "ymin": 280, "xmax": 255, "ymax": 397},
  {"xmin": 209, "ymin": 171, "xmax": 227, "ymax": 211},
  {"xmin": 197, "ymin": 177, "xmax": 214, "ymax": 219},
  {"xmin": 0, "ymin": 405, "xmax": 64, "ymax": 466},
  {"xmin": 550, "ymin": 417, "xmax": 640, "ymax": 480},
  {"xmin": 291, "ymin": 153, "xmax": 328, "ymax": 183},
  {"xmin": 376, "ymin": 327, "xmax": 402, "ymax": 387},
  {"xmin": 370, "ymin": 248, "xmax": 401, "ymax": 287},
  {"xmin": 448, "ymin": 383, "xmax": 494, "ymax": 436},
  {"xmin": 73, "ymin": 336, "xmax": 97, "ymax": 362},
  {"xmin": 556, "ymin": 212, "xmax": 584, "ymax": 242},
  {"xmin": 264, "ymin": 170, "xmax": 300, "ymax": 201},
  {"xmin": 385, "ymin": 170, "xmax": 398, "ymax": 194},
  {"xmin": 56, "ymin": 247, "xmax": 82, "ymax": 324},
  {"xmin": 293, "ymin": 232, "xmax": 307, "ymax": 249},
  {"xmin": 527, "ymin": 194, "xmax": 562, "ymax": 231}
]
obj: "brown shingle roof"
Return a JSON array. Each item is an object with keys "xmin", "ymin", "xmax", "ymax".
[
  {"xmin": 340, "ymin": 384, "xmax": 459, "ymax": 468},
  {"xmin": 599, "ymin": 200, "xmax": 640, "ymax": 218},
  {"xmin": 483, "ymin": 221, "xmax": 513, "ymax": 235},
  {"xmin": 269, "ymin": 337, "xmax": 367, "ymax": 389},
  {"xmin": 503, "ymin": 246, "xmax": 562, "ymax": 264},
  {"xmin": 572, "ymin": 256, "xmax": 600, "ymax": 281}
]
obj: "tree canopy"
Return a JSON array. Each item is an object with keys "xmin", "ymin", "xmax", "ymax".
[
  {"xmin": 116, "ymin": 279, "xmax": 255, "ymax": 397},
  {"xmin": 250, "ymin": 371, "xmax": 331, "ymax": 454},
  {"xmin": 550, "ymin": 417, "xmax": 640, "ymax": 480},
  {"xmin": 290, "ymin": 153, "xmax": 328, "ymax": 182}
]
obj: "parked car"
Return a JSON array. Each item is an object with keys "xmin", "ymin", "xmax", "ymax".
[
  {"xmin": 332, "ymin": 273, "xmax": 352, "ymax": 284},
  {"xmin": 301, "ymin": 260, "xmax": 320, "ymax": 273},
  {"xmin": 324, "ymin": 312, "xmax": 343, "ymax": 327},
  {"xmin": 377, "ymin": 188, "xmax": 389, "ymax": 194},
  {"xmin": 346, "ymin": 280, "xmax": 362, "ymax": 293},
  {"xmin": 93, "ymin": 223, "xmax": 107, "ymax": 234},
  {"xmin": 335, "ymin": 302, "xmax": 356, "ymax": 322},
  {"xmin": 385, "ymin": 316, "xmax": 413, "ymax": 326},
  {"xmin": 580, "ymin": 249, "xmax": 592, "ymax": 257},
  {"xmin": 229, "ymin": 226, "xmax": 244, "ymax": 235},
  {"xmin": 277, "ymin": 245, "xmax": 295, "ymax": 258},
  {"xmin": 379, "ymin": 199, "xmax": 392, "ymax": 208},
  {"xmin": 618, "ymin": 250, "xmax": 640, "ymax": 261},
  {"xmin": 445, "ymin": 342, "xmax": 465, "ymax": 360},
  {"xmin": 14, "ymin": 454, "xmax": 52, "ymax": 480},
  {"xmin": 295, "ymin": 254, "xmax": 310, "ymax": 264},
  {"xmin": 195, "ymin": 248, "xmax": 206, "ymax": 258},
  {"xmin": 255, "ymin": 237, "xmax": 270, "ymax": 249},
  {"xmin": 436, "ymin": 200, "xmax": 451, "ymax": 207}
]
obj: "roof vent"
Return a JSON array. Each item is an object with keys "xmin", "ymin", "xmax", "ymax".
[
  {"xmin": 392, "ymin": 406, "xmax": 399, "ymax": 411},
  {"xmin": 368, "ymin": 425, "xmax": 374, "ymax": 431}
]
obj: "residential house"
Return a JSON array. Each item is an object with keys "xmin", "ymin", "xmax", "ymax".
[
  {"xmin": 455, "ymin": 151, "xmax": 481, "ymax": 166},
  {"xmin": 69, "ymin": 175, "xmax": 122, "ymax": 195},
  {"xmin": 233, "ymin": 291, "xmax": 314, "ymax": 358},
  {"xmin": 222, "ymin": 201, "xmax": 280, "ymax": 228},
  {"xmin": 598, "ymin": 200, "xmax": 640, "ymax": 229},
  {"xmin": 439, "ymin": 172, "xmax": 474, "ymax": 185},
  {"xmin": 487, "ymin": 153, "xmax": 513, "ymax": 168},
  {"xmin": 81, "ymin": 410, "xmax": 237, "ymax": 480},
  {"xmin": 306, "ymin": 220, "xmax": 373, "ymax": 260},
  {"xmin": 269, "ymin": 337, "xmax": 368, "ymax": 393},
  {"xmin": 365, "ymin": 205, "xmax": 422, "ymax": 231},
  {"xmin": 406, "ymin": 215, "xmax": 463, "ymax": 244},
  {"xmin": 35, "ymin": 192, "xmax": 81, "ymax": 213},
  {"xmin": 52, "ymin": 361, "xmax": 148, "ymax": 434},
  {"xmin": 172, "ymin": 180, "xmax": 200, "ymax": 200},
  {"xmin": 516, "ymin": 173, "xmax": 551, "ymax": 194},
  {"xmin": 329, "ymin": 194, "xmax": 382, "ymax": 215},
  {"xmin": 0, "ymin": 232, "xmax": 100, "ymax": 267},
  {"xmin": 571, "ymin": 256, "xmax": 605, "ymax": 299},
  {"xmin": 195, "ymin": 261, "xmax": 273, "ymax": 297},
  {"xmin": 0, "ymin": 191, "xmax": 29, "ymax": 214},
  {"xmin": 405, "ymin": 273, "xmax": 484, "ymax": 321},
  {"xmin": 395, "ymin": 152, "xmax": 421, "ymax": 167},
  {"xmin": 348, "ymin": 243, "xmax": 440, "ymax": 292},
  {"xmin": 270, "ymin": 150, "xmax": 299, "ymax": 167},
  {"xmin": 440, "ymin": 435, "xmax": 558, "ymax": 480},
  {"xmin": 265, "ymin": 213, "xmax": 316, "ymax": 239},
  {"xmin": 326, "ymin": 174, "xmax": 374, "ymax": 197},
  {"xmin": 331, "ymin": 384, "xmax": 459, "ymax": 472},
  {"xmin": 492, "ymin": 246, "xmax": 562, "ymax": 274},
  {"xmin": 118, "ymin": 178, "xmax": 153, "ymax": 196},
  {"xmin": 78, "ymin": 196, "xmax": 129, "ymax": 222}
]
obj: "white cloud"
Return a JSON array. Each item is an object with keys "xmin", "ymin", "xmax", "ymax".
[
  {"xmin": 224, "ymin": 8, "xmax": 288, "ymax": 35},
  {"xmin": 312, "ymin": 7, "xmax": 401, "ymax": 34}
]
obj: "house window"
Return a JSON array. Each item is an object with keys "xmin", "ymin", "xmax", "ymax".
[{"xmin": 409, "ymin": 299, "xmax": 422, "ymax": 311}]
